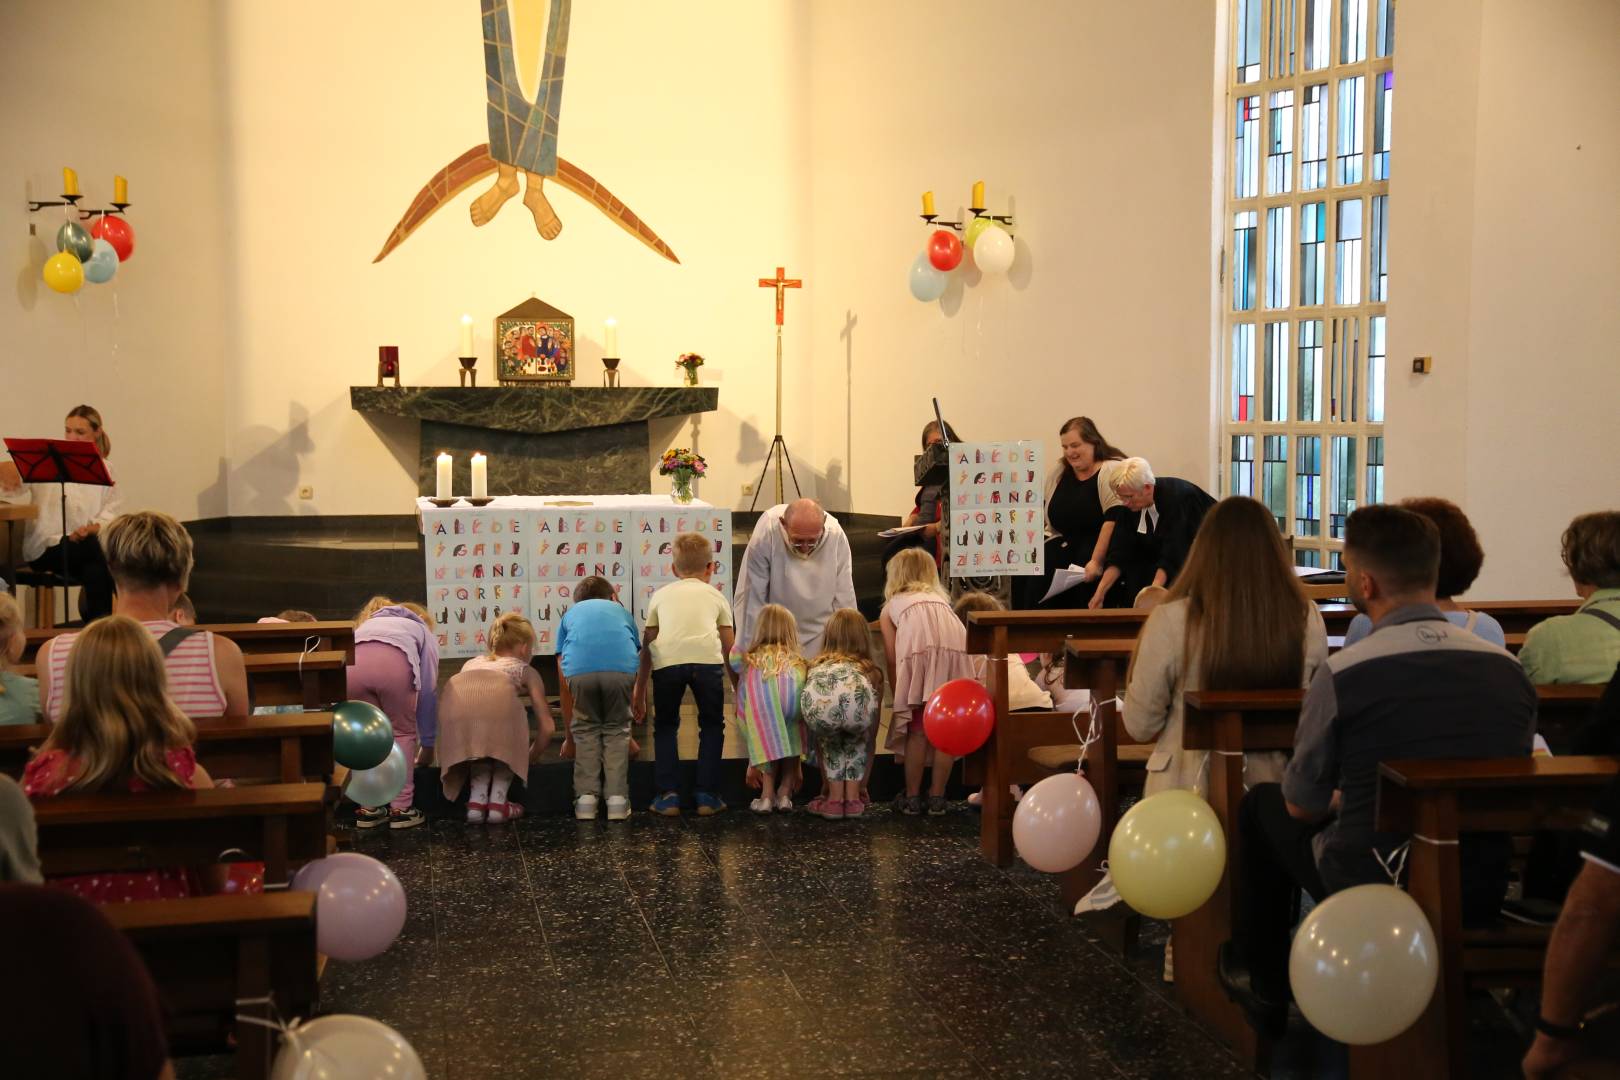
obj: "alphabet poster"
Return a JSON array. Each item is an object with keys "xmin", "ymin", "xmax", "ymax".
[
  {"xmin": 421, "ymin": 496, "xmax": 731, "ymax": 658},
  {"xmin": 949, "ymin": 441, "xmax": 1046, "ymax": 578}
]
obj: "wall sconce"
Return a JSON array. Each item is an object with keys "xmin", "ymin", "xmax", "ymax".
[{"xmin": 28, "ymin": 168, "xmax": 135, "ymax": 293}]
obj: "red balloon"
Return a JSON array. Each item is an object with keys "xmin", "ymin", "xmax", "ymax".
[
  {"xmin": 923, "ymin": 678, "xmax": 995, "ymax": 756},
  {"xmin": 927, "ymin": 229, "xmax": 964, "ymax": 272},
  {"xmin": 90, "ymin": 215, "xmax": 135, "ymax": 262}
]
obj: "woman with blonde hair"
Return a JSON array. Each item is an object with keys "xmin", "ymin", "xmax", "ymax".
[
  {"xmin": 881, "ymin": 547, "xmax": 976, "ymax": 815},
  {"xmin": 348, "ymin": 595, "xmax": 441, "ymax": 829},
  {"xmin": 0, "ymin": 594, "xmax": 40, "ymax": 725},
  {"xmin": 730, "ymin": 603, "xmax": 807, "ymax": 813},
  {"xmin": 438, "ymin": 611, "xmax": 553, "ymax": 824},
  {"xmin": 24, "ymin": 615, "xmax": 223, "ymax": 901},
  {"xmin": 800, "ymin": 608, "xmax": 884, "ymax": 820}
]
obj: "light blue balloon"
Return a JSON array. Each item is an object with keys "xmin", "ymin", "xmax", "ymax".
[
  {"xmin": 344, "ymin": 741, "xmax": 409, "ymax": 809},
  {"xmin": 83, "ymin": 238, "xmax": 119, "ymax": 284},
  {"xmin": 909, "ymin": 253, "xmax": 948, "ymax": 302}
]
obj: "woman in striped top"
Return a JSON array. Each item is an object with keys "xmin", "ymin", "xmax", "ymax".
[
  {"xmin": 37, "ymin": 512, "xmax": 248, "ymax": 722},
  {"xmin": 729, "ymin": 603, "xmax": 807, "ymax": 814}
]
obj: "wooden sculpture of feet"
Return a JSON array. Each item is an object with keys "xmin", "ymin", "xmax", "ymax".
[
  {"xmin": 522, "ymin": 173, "xmax": 562, "ymax": 240},
  {"xmin": 469, "ymin": 163, "xmax": 562, "ymax": 241}
]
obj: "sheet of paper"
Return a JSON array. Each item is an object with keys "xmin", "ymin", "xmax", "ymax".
[
  {"xmin": 877, "ymin": 524, "xmax": 927, "ymax": 538},
  {"xmin": 1292, "ymin": 564, "xmax": 1340, "ymax": 579},
  {"xmin": 1040, "ymin": 565, "xmax": 1088, "ymax": 603}
]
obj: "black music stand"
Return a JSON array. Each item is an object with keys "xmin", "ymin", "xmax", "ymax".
[{"xmin": 4, "ymin": 438, "xmax": 114, "ymax": 618}]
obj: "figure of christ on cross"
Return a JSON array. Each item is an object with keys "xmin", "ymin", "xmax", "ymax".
[
  {"xmin": 751, "ymin": 266, "xmax": 804, "ymax": 509},
  {"xmin": 758, "ymin": 266, "xmax": 802, "ymax": 325}
]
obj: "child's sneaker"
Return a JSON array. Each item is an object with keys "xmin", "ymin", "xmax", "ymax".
[
  {"xmin": 893, "ymin": 794, "xmax": 923, "ymax": 816},
  {"xmin": 927, "ymin": 795, "xmax": 949, "ymax": 816},
  {"xmin": 815, "ymin": 798, "xmax": 844, "ymax": 821},
  {"xmin": 773, "ymin": 791, "xmax": 794, "ymax": 813},
  {"xmin": 605, "ymin": 795, "xmax": 631, "ymax": 821},
  {"xmin": 749, "ymin": 796, "xmax": 773, "ymax": 814},
  {"xmin": 487, "ymin": 802, "xmax": 525, "ymax": 824},
  {"xmin": 841, "ymin": 799, "xmax": 865, "ymax": 819},
  {"xmin": 650, "ymin": 791, "xmax": 682, "ymax": 817},
  {"xmin": 574, "ymin": 794, "xmax": 599, "ymax": 820},
  {"xmin": 388, "ymin": 808, "xmax": 426, "ymax": 830},
  {"xmin": 355, "ymin": 806, "xmax": 389, "ymax": 830},
  {"xmin": 695, "ymin": 792, "xmax": 727, "ymax": 816},
  {"xmin": 466, "ymin": 801, "xmax": 488, "ymax": 824}
]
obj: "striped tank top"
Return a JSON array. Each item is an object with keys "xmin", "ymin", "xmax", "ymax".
[{"xmin": 43, "ymin": 620, "xmax": 228, "ymax": 723}]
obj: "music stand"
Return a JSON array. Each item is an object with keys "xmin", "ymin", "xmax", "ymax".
[{"xmin": 4, "ymin": 438, "xmax": 114, "ymax": 619}]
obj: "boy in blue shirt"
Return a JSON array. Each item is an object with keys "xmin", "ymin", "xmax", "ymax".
[{"xmin": 557, "ymin": 576, "xmax": 641, "ymax": 820}]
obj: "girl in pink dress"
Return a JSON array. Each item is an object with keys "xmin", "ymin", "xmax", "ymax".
[
  {"xmin": 880, "ymin": 548, "xmax": 976, "ymax": 816},
  {"xmin": 24, "ymin": 615, "xmax": 228, "ymax": 902}
]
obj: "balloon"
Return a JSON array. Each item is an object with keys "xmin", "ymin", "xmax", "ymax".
[
  {"xmin": 908, "ymin": 253, "xmax": 948, "ymax": 302},
  {"xmin": 42, "ymin": 252, "xmax": 84, "ymax": 294},
  {"xmin": 1289, "ymin": 884, "xmax": 1438, "ymax": 1044},
  {"xmin": 56, "ymin": 221, "xmax": 92, "ymax": 261},
  {"xmin": 83, "ymin": 238, "xmax": 119, "ymax": 284},
  {"xmin": 332, "ymin": 700, "xmax": 394, "ymax": 770},
  {"xmin": 271, "ymin": 1014, "xmax": 425, "ymax": 1080},
  {"xmin": 291, "ymin": 853, "xmax": 407, "ymax": 962},
  {"xmin": 1107, "ymin": 789, "xmax": 1226, "ymax": 919},
  {"xmin": 927, "ymin": 229, "xmax": 964, "ymax": 272},
  {"xmin": 973, "ymin": 226, "xmax": 1014, "ymax": 275},
  {"xmin": 344, "ymin": 742, "xmax": 408, "ymax": 808},
  {"xmin": 963, "ymin": 216, "xmax": 995, "ymax": 250},
  {"xmin": 922, "ymin": 677, "xmax": 994, "ymax": 756},
  {"xmin": 90, "ymin": 214, "xmax": 135, "ymax": 261},
  {"xmin": 1013, "ymin": 772, "xmax": 1101, "ymax": 872}
]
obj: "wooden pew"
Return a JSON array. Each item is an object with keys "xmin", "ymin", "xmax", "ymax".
[
  {"xmin": 0, "ymin": 713, "xmax": 336, "ymax": 784},
  {"xmin": 34, "ymin": 782, "xmax": 328, "ymax": 886},
  {"xmin": 16, "ymin": 650, "xmax": 349, "ymax": 712},
  {"xmin": 21, "ymin": 620, "xmax": 357, "ymax": 666},
  {"xmin": 108, "ymin": 892, "xmax": 319, "ymax": 1080},
  {"xmin": 1355, "ymin": 755, "xmax": 1620, "ymax": 1080}
]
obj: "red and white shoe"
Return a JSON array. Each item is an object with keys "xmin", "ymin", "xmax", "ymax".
[
  {"xmin": 466, "ymin": 801, "xmax": 488, "ymax": 823},
  {"xmin": 487, "ymin": 801, "xmax": 526, "ymax": 824}
]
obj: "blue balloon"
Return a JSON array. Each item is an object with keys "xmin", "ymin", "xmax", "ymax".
[
  {"xmin": 83, "ymin": 238, "xmax": 118, "ymax": 284},
  {"xmin": 909, "ymin": 253, "xmax": 948, "ymax": 302},
  {"xmin": 344, "ymin": 742, "xmax": 409, "ymax": 809}
]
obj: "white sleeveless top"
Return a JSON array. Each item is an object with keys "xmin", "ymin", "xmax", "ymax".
[{"xmin": 43, "ymin": 620, "xmax": 228, "ymax": 723}]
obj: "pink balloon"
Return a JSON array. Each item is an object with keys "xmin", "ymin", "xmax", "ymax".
[
  {"xmin": 1012, "ymin": 772, "xmax": 1102, "ymax": 873},
  {"xmin": 292, "ymin": 853, "xmax": 406, "ymax": 961}
]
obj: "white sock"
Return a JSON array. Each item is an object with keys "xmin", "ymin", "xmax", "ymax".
[
  {"xmin": 468, "ymin": 761, "xmax": 492, "ymax": 804},
  {"xmin": 489, "ymin": 763, "xmax": 514, "ymax": 805}
]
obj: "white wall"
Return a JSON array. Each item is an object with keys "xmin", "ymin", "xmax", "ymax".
[
  {"xmin": 1388, "ymin": 0, "xmax": 1620, "ymax": 598},
  {"xmin": 0, "ymin": 0, "xmax": 232, "ymax": 520}
]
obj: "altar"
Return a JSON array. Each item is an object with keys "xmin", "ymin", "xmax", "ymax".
[{"xmin": 418, "ymin": 494, "xmax": 731, "ymax": 658}]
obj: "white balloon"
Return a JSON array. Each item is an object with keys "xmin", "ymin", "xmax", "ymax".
[
  {"xmin": 1013, "ymin": 772, "xmax": 1101, "ymax": 872},
  {"xmin": 271, "ymin": 1015, "xmax": 426, "ymax": 1080},
  {"xmin": 1289, "ymin": 884, "xmax": 1439, "ymax": 1045},
  {"xmin": 973, "ymin": 226, "xmax": 1014, "ymax": 275}
]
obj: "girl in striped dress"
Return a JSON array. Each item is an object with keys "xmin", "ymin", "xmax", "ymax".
[{"xmin": 729, "ymin": 604, "xmax": 807, "ymax": 814}]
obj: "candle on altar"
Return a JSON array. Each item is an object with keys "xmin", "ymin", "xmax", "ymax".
[
  {"xmin": 435, "ymin": 452, "xmax": 453, "ymax": 500},
  {"xmin": 62, "ymin": 167, "xmax": 80, "ymax": 198},
  {"xmin": 470, "ymin": 453, "xmax": 488, "ymax": 499},
  {"xmin": 459, "ymin": 314, "xmax": 474, "ymax": 357},
  {"xmin": 113, "ymin": 175, "xmax": 128, "ymax": 204},
  {"xmin": 921, "ymin": 191, "xmax": 936, "ymax": 216},
  {"xmin": 971, "ymin": 180, "xmax": 985, "ymax": 209},
  {"xmin": 604, "ymin": 318, "xmax": 618, "ymax": 357}
]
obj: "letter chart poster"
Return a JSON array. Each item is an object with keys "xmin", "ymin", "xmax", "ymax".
[
  {"xmin": 423, "ymin": 508, "xmax": 533, "ymax": 658},
  {"xmin": 949, "ymin": 441, "xmax": 1046, "ymax": 578},
  {"xmin": 629, "ymin": 508, "xmax": 732, "ymax": 629}
]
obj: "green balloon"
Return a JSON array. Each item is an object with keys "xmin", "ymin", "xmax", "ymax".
[
  {"xmin": 332, "ymin": 699, "xmax": 394, "ymax": 770},
  {"xmin": 56, "ymin": 221, "xmax": 92, "ymax": 262},
  {"xmin": 963, "ymin": 217, "xmax": 995, "ymax": 251}
]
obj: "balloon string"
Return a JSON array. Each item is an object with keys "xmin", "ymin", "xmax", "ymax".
[
  {"xmin": 1374, "ymin": 840, "xmax": 1411, "ymax": 886},
  {"xmin": 1072, "ymin": 698, "xmax": 1102, "ymax": 773}
]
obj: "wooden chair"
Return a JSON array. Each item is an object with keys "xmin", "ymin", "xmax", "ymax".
[
  {"xmin": 1351, "ymin": 755, "xmax": 1620, "ymax": 1080},
  {"xmin": 21, "ymin": 620, "xmax": 358, "ymax": 666},
  {"xmin": 108, "ymin": 892, "xmax": 319, "ymax": 1080},
  {"xmin": 15, "ymin": 651, "xmax": 349, "ymax": 713},
  {"xmin": 0, "ymin": 713, "xmax": 337, "ymax": 784}
]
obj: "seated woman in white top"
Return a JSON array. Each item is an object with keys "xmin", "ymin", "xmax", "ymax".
[{"xmin": 0, "ymin": 406, "xmax": 121, "ymax": 620}]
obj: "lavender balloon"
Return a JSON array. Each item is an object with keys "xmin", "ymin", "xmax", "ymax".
[{"xmin": 292, "ymin": 853, "xmax": 406, "ymax": 962}]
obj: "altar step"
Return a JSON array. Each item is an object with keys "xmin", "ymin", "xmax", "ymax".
[{"xmin": 184, "ymin": 511, "xmax": 896, "ymax": 625}]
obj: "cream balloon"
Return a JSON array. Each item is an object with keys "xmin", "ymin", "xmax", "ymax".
[
  {"xmin": 1013, "ymin": 772, "xmax": 1101, "ymax": 872},
  {"xmin": 271, "ymin": 1015, "xmax": 426, "ymax": 1080},
  {"xmin": 972, "ymin": 226, "xmax": 1014, "ymax": 275},
  {"xmin": 1288, "ymin": 884, "xmax": 1439, "ymax": 1045},
  {"xmin": 1107, "ymin": 789, "xmax": 1226, "ymax": 919}
]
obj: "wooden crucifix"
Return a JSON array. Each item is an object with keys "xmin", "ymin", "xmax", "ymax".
[{"xmin": 751, "ymin": 266, "xmax": 804, "ymax": 509}]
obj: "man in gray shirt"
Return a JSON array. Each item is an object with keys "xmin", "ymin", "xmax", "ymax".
[{"xmin": 1220, "ymin": 505, "xmax": 1536, "ymax": 1035}]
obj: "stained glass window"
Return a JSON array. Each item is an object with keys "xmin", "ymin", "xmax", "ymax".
[
  {"xmin": 1235, "ymin": 97, "xmax": 1261, "ymax": 198},
  {"xmin": 1297, "ymin": 318, "xmax": 1323, "ymax": 422},
  {"xmin": 1236, "ymin": 0, "xmax": 1262, "ymax": 83},
  {"xmin": 1296, "ymin": 435, "xmax": 1322, "ymax": 538},
  {"xmin": 1264, "ymin": 322, "xmax": 1289, "ymax": 421},
  {"xmin": 1265, "ymin": 205, "xmax": 1292, "ymax": 308},
  {"xmin": 1376, "ymin": 0, "xmax": 1396, "ymax": 58},
  {"xmin": 1368, "ymin": 315, "xmax": 1386, "ymax": 422},
  {"xmin": 1330, "ymin": 435, "xmax": 1357, "ymax": 538},
  {"xmin": 1269, "ymin": 0, "xmax": 1296, "ymax": 78},
  {"xmin": 1296, "ymin": 548, "xmax": 1323, "ymax": 569},
  {"xmin": 1232, "ymin": 324, "xmax": 1256, "ymax": 422},
  {"xmin": 1232, "ymin": 435, "xmax": 1256, "ymax": 497},
  {"xmin": 1301, "ymin": 84, "xmax": 1328, "ymax": 190},
  {"xmin": 1373, "ymin": 71, "xmax": 1393, "ymax": 180},
  {"xmin": 1366, "ymin": 435, "xmax": 1385, "ymax": 504},
  {"xmin": 1369, "ymin": 194, "xmax": 1388, "ymax": 301},
  {"xmin": 1263, "ymin": 435, "xmax": 1288, "ymax": 529},
  {"xmin": 1340, "ymin": 0, "xmax": 1368, "ymax": 64},
  {"xmin": 1266, "ymin": 90, "xmax": 1295, "ymax": 194},
  {"xmin": 1336, "ymin": 76, "xmax": 1365, "ymax": 185},
  {"xmin": 1234, "ymin": 211, "xmax": 1258, "ymax": 311},
  {"xmin": 1304, "ymin": 0, "xmax": 1330, "ymax": 71},
  {"xmin": 1330, "ymin": 316, "xmax": 1360, "ymax": 422},
  {"xmin": 1300, "ymin": 201, "xmax": 1326, "ymax": 305},
  {"xmin": 1334, "ymin": 198, "xmax": 1363, "ymax": 305}
]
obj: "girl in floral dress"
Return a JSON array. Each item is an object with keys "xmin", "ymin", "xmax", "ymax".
[
  {"xmin": 729, "ymin": 604, "xmax": 806, "ymax": 813},
  {"xmin": 801, "ymin": 608, "xmax": 883, "ymax": 821}
]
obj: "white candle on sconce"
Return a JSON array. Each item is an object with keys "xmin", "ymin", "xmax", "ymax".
[
  {"xmin": 604, "ymin": 318, "xmax": 618, "ymax": 357},
  {"xmin": 470, "ymin": 452, "xmax": 488, "ymax": 499},
  {"xmin": 435, "ymin": 452, "xmax": 453, "ymax": 499},
  {"xmin": 459, "ymin": 314, "xmax": 474, "ymax": 357}
]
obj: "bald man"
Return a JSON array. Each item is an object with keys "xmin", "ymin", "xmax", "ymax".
[{"xmin": 734, "ymin": 499, "xmax": 857, "ymax": 653}]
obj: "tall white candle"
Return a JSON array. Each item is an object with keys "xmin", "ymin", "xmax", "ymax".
[
  {"xmin": 604, "ymin": 318, "xmax": 618, "ymax": 357},
  {"xmin": 459, "ymin": 314, "xmax": 474, "ymax": 357},
  {"xmin": 470, "ymin": 452, "xmax": 488, "ymax": 499},
  {"xmin": 435, "ymin": 452, "xmax": 453, "ymax": 500}
]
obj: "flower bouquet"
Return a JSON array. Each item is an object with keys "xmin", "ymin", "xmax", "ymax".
[
  {"xmin": 659, "ymin": 447, "xmax": 706, "ymax": 504},
  {"xmin": 676, "ymin": 352, "xmax": 705, "ymax": 387}
]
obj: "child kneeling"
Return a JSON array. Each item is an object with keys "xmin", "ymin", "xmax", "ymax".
[
  {"xmin": 801, "ymin": 609, "xmax": 883, "ymax": 821},
  {"xmin": 557, "ymin": 576, "xmax": 640, "ymax": 820},
  {"xmin": 730, "ymin": 604, "xmax": 807, "ymax": 813}
]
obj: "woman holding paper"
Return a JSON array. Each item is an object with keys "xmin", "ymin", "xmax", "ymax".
[
  {"xmin": 0, "ymin": 406, "xmax": 120, "ymax": 620},
  {"xmin": 1011, "ymin": 416, "xmax": 1127, "ymax": 609}
]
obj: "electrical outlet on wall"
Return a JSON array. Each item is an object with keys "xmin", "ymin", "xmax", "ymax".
[
  {"xmin": 298, "ymin": 485, "xmax": 314, "ymax": 500},
  {"xmin": 741, "ymin": 481, "xmax": 754, "ymax": 497}
]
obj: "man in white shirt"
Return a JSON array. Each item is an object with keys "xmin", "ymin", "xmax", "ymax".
[{"xmin": 733, "ymin": 499, "xmax": 857, "ymax": 654}]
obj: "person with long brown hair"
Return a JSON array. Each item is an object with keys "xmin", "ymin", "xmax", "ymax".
[
  {"xmin": 800, "ymin": 608, "xmax": 885, "ymax": 820},
  {"xmin": 0, "ymin": 405, "xmax": 122, "ymax": 619},
  {"xmin": 1013, "ymin": 416, "xmax": 1128, "ymax": 609}
]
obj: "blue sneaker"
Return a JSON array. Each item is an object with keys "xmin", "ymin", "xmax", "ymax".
[
  {"xmin": 650, "ymin": 791, "xmax": 682, "ymax": 817},
  {"xmin": 695, "ymin": 792, "xmax": 728, "ymax": 817}
]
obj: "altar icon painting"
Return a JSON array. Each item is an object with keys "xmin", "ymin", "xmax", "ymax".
[{"xmin": 496, "ymin": 297, "xmax": 574, "ymax": 384}]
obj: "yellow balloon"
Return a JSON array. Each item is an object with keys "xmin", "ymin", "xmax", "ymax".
[
  {"xmin": 963, "ymin": 216, "xmax": 995, "ymax": 251},
  {"xmin": 43, "ymin": 251, "xmax": 84, "ymax": 294},
  {"xmin": 1108, "ymin": 789, "xmax": 1226, "ymax": 919}
]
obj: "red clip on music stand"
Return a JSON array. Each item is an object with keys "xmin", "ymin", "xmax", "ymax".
[{"xmin": 4, "ymin": 438, "xmax": 115, "ymax": 618}]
